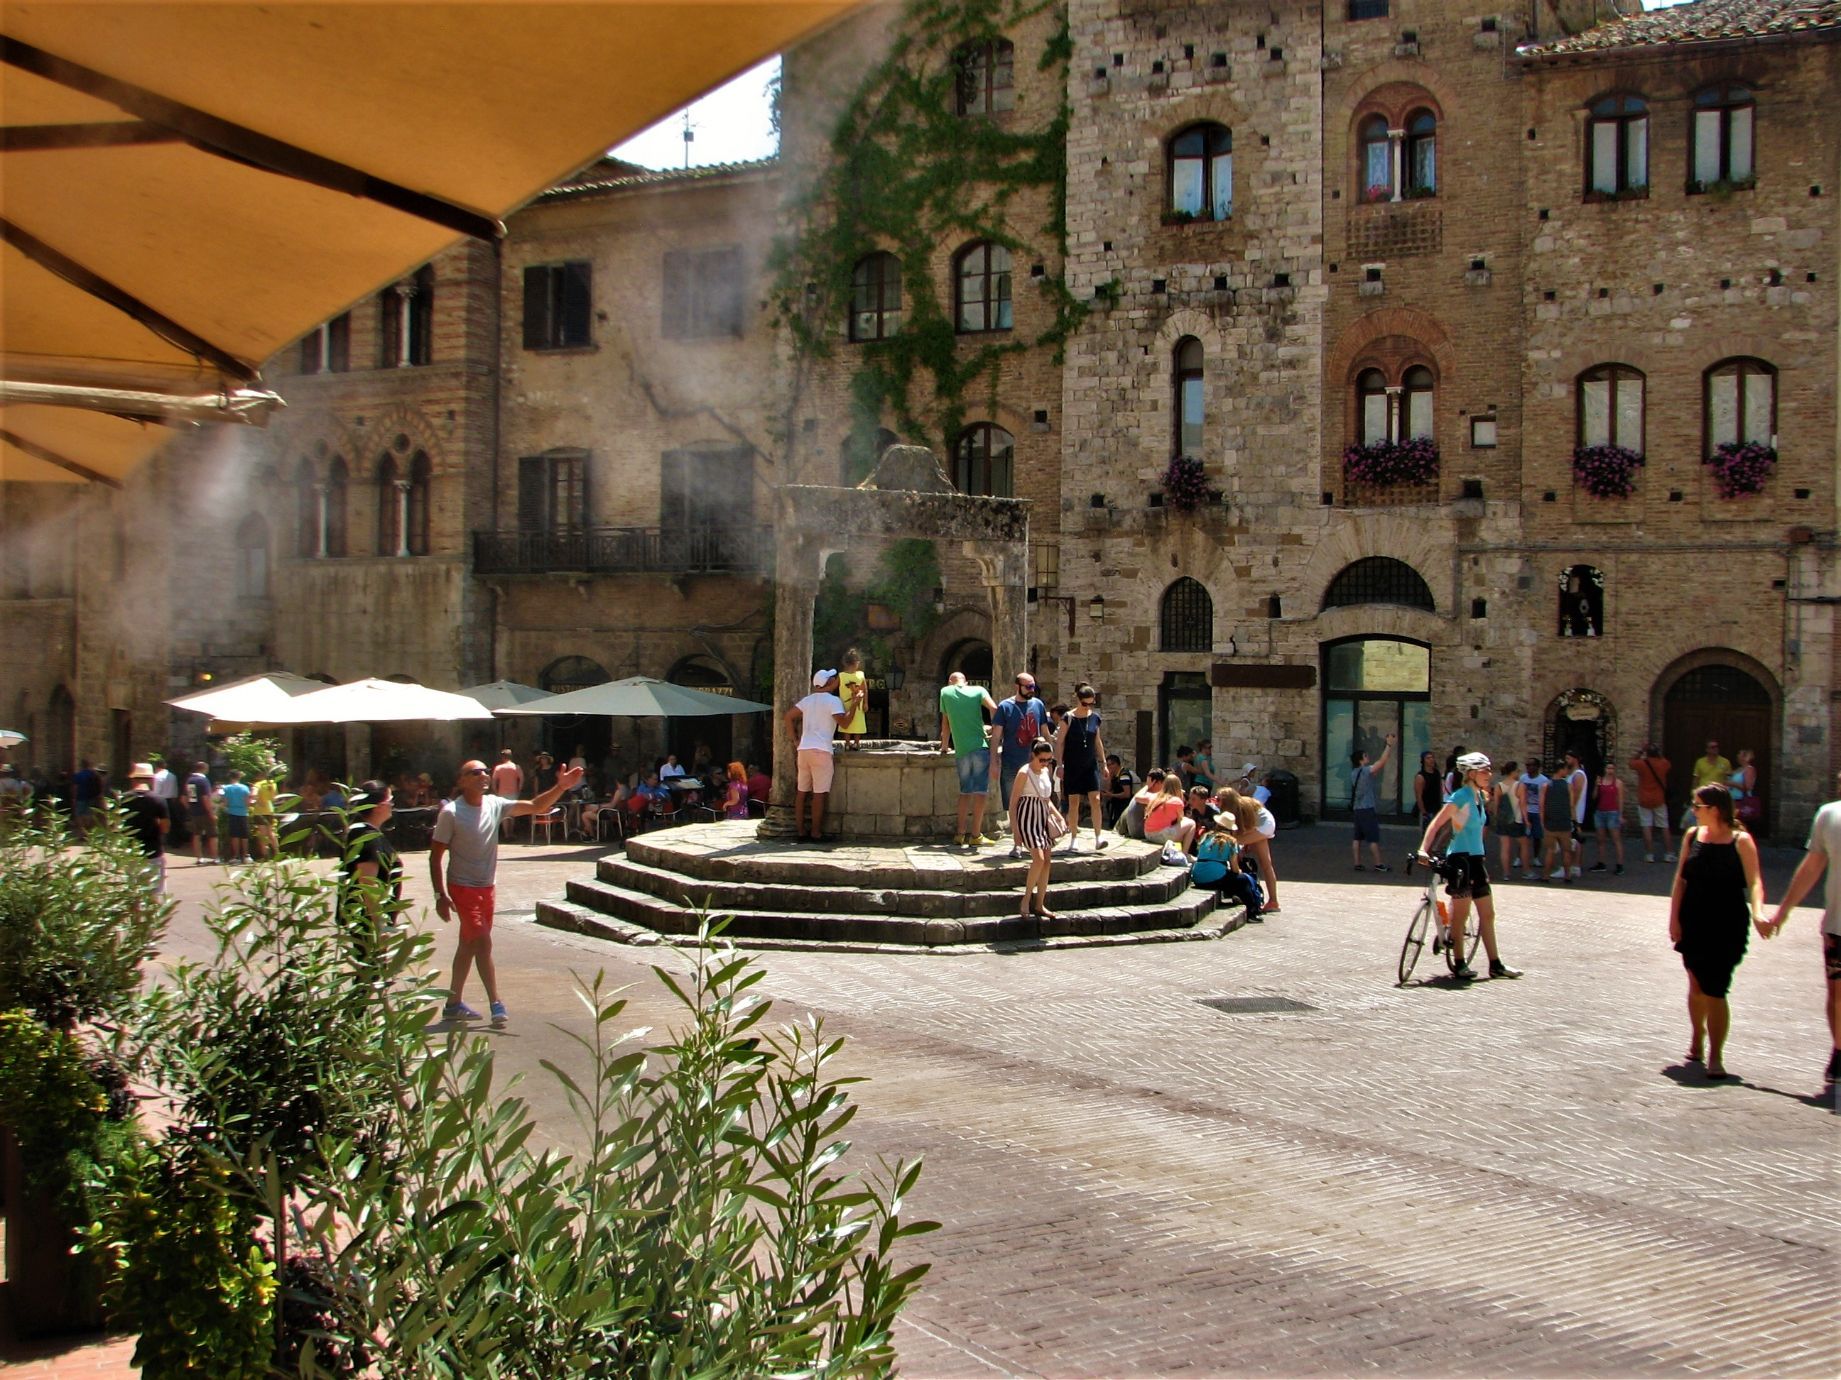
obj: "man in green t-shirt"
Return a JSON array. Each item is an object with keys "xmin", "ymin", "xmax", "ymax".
[{"xmin": 939, "ymin": 671, "xmax": 999, "ymax": 850}]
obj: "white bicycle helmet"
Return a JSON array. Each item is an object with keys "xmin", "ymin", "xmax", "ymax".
[{"xmin": 1455, "ymin": 751, "xmax": 1492, "ymax": 773}]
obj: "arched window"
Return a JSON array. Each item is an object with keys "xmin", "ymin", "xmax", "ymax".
[
  {"xmin": 1169, "ymin": 123, "xmax": 1232, "ymax": 221},
  {"xmin": 1322, "ymin": 557, "xmax": 1435, "ymax": 612},
  {"xmin": 1357, "ymin": 368, "xmax": 1388, "ymax": 446},
  {"xmin": 324, "ymin": 458, "xmax": 348, "ymax": 558},
  {"xmin": 1359, "ymin": 115, "xmax": 1391, "ymax": 202},
  {"xmin": 235, "ymin": 514, "xmax": 269, "ymax": 598},
  {"xmin": 954, "ymin": 38, "xmax": 1014, "ymax": 116},
  {"xmin": 406, "ymin": 452, "xmax": 431, "ymax": 556},
  {"xmin": 1160, "ymin": 577, "xmax": 1213, "ymax": 652},
  {"xmin": 1586, "ymin": 93, "xmax": 1648, "ymax": 197},
  {"xmin": 1558, "ymin": 564, "xmax": 1606, "ymax": 638},
  {"xmin": 375, "ymin": 453, "xmax": 401, "ymax": 556},
  {"xmin": 540, "ymin": 655, "xmax": 611, "ymax": 694},
  {"xmin": 1704, "ymin": 357, "xmax": 1776, "ymax": 455},
  {"xmin": 1691, "ymin": 84, "xmax": 1754, "ymax": 191},
  {"xmin": 953, "ymin": 424, "xmax": 1014, "ymax": 497},
  {"xmin": 954, "ymin": 242, "xmax": 1012, "ymax": 333},
  {"xmin": 1402, "ymin": 366, "xmax": 1434, "ymax": 440},
  {"xmin": 1174, "ymin": 337, "xmax": 1204, "ymax": 457},
  {"xmin": 295, "ymin": 460, "xmax": 319, "ymax": 557},
  {"xmin": 849, "ymin": 252, "xmax": 902, "ymax": 342},
  {"xmin": 1405, "ymin": 110, "xmax": 1436, "ymax": 196},
  {"xmin": 1577, "ymin": 364, "xmax": 1645, "ymax": 451}
]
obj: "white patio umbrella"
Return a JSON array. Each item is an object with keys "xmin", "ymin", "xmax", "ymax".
[
  {"xmin": 0, "ymin": 729, "xmax": 26, "ymax": 749},
  {"xmin": 497, "ymin": 675, "xmax": 771, "ymax": 718},
  {"xmin": 166, "ymin": 670, "xmax": 327, "ymax": 723},
  {"xmin": 459, "ymin": 680, "xmax": 555, "ymax": 713},
  {"xmin": 262, "ymin": 677, "xmax": 495, "ymax": 725}
]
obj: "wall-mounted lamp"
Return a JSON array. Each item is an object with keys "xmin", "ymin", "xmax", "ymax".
[
  {"xmin": 888, "ymin": 664, "xmax": 906, "ymax": 691},
  {"xmin": 1089, "ymin": 595, "xmax": 1106, "ymax": 621}
]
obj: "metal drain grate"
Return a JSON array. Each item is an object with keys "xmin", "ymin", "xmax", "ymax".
[{"xmin": 1197, "ymin": 996, "xmax": 1318, "ymax": 1015}]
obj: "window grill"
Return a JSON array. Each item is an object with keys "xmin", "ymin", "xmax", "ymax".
[
  {"xmin": 1322, "ymin": 557, "xmax": 1434, "ymax": 612},
  {"xmin": 1160, "ymin": 577, "xmax": 1213, "ymax": 652}
]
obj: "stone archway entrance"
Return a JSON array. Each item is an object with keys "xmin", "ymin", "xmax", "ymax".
[{"xmin": 1543, "ymin": 688, "xmax": 1617, "ymax": 776}]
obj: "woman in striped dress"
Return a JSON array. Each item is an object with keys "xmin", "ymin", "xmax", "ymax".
[{"xmin": 1011, "ymin": 737, "xmax": 1069, "ymax": 921}]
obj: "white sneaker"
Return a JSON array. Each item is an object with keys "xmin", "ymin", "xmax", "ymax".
[
  {"xmin": 1663, "ymin": 852, "xmax": 1677, "ymax": 862},
  {"xmin": 1645, "ymin": 852, "xmax": 1656, "ymax": 863},
  {"xmin": 1569, "ymin": 866, "xmax": 1582, "ymax": 879},
  {"xmin": 1548, "ymin": 870, "xmax": 1566, "ymax": 881}
]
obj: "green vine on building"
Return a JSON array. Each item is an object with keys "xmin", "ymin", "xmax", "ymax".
[{"xmin": 771, "ymin": 0, "xmax": 1081, "ymax": 477}]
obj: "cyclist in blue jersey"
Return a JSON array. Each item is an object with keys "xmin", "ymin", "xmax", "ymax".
[{"xmin": 1416, "ymin": 751, "xmax": 1522, "ymax": 982}]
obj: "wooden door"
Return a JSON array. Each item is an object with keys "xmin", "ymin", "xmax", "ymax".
[{"xmin": 1663, "ymin": 665, "xmax": 1772, "ymax": 832}]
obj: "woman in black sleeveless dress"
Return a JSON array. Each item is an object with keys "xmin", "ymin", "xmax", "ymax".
[
  {"xmin": 1668, "ymin": 782, "xmax": 1765, "ymax": 1079},
  {"xmin": 1054, "ymin": 684, "xmax": 1108, "ymax": 852}
]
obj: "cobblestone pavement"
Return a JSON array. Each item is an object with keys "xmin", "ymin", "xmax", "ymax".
[{"xmin": 26, "ymin": 824, "xmax": 1833, "ymax": 1377}]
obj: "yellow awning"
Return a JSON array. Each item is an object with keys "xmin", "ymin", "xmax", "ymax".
[{"xmin": 0, "ymin": 0, "xmax": 862, "ymax": 484}]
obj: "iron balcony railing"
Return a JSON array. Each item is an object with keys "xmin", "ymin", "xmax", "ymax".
[{"xmin": 471, "ymin": 525, "xmax": 772, "ymax": 576}]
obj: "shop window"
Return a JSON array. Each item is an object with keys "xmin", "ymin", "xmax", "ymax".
[
  {"xmin": 1577, "ymin": 364, "xmax": 1645, "ymax": 451},
  {"xmin": 954, "ymin": 242, "xmax": 1012, "ymax": 333},
  {"xmin": 1704, "ymin": 357, "xmax": 1776, "ymax": 454},
  {"xmin": 1322, "ymin": 557, "xmax": 1435, "ymax": 612},
  {"xmin": 1169, "ymin": 122, "xmax": 1232, "ymax": 221},
  {"xmin": 1690, "ymin": 84, "xmax": 1754, "ymax": 191},
  {"xmin": 1174, "ymin": 337, "xmax": 1204, "ymax": 457},
  {"xmin": 953, "ymin": 423, "xmax": 1014, "ymax": 496},
  {"xmin": 1558, "ymin": 564, "xmax": 1605, "ymax": 638},
  {"xmin": 849, "ymin": 252, "xmax": 902, "ymax": 341},
  {"xmin": 1586, "ymin": 93, "xmax": 1648, "ymax": 197},
  {"xmin": 954, "ymin": 38, "xmax": 1014, "ymax": 116},
  {"xmin": 1160, "ymin": 577, "xmax": 1213, "ymax": 652}
]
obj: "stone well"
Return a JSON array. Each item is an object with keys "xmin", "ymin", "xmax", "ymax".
[{"xmin": 822, "ymin": 740, "xmax": 963, "ymax": 840}]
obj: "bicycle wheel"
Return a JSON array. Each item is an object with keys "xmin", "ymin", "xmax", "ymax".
[
  {"xmin": 1398, "ymin": 898, "xmax": 1432, "ymax": 984},
  {"xmin": 1445, "ymin": 904, "xmax": 1482, "ymax": 973}
]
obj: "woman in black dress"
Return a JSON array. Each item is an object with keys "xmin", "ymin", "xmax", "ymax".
[
  {"xmin": 1053, "ymin": 684, "xmax": 1108, "ymax": 852},
  {"xmin": 1668, "ymin": 783, "xmax": 1765, "ymax": 1079}
]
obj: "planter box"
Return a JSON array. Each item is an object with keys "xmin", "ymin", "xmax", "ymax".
[{"xmin": 2, "ymin": 1127, "xmax": 105, "ymax": 1337}]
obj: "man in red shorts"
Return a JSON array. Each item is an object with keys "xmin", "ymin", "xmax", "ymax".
[{"xmin": 430, "ymin": 756, "xmax": 581, "ymax": 1026}]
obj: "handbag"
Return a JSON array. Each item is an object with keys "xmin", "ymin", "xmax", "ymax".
[{"xmin": 1735, "ymin": 793, "xmax": 1763, "ymax": 826}]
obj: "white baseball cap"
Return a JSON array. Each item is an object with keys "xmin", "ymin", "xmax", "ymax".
[{"xmin": 812, "ymin": 668, "xmax": 838, "ymax": 688}]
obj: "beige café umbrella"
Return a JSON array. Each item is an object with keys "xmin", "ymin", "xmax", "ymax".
[
  {"xmin": 496, "ymin": 676, "xmax": 772, "ymax": 719},
  {"xmin": 0, "ymin": 0, "xmax": 869, "ymax": 485},
  {"xmin": 166, "ymin": 670, "xmax": 328, "ymax": 732},
  {"xmin": 260, "ymin": 678, "xmax": 495, "ymax": 725},
  {"xmin": 459, "ymin": 680, "xmax": 555, "ymax": 714}
]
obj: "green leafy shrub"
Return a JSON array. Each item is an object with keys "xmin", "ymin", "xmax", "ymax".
[
  {"xmin": 214, "ymin": 732, "xmax": 288, "ymax": 785},
  {"xmin": 0, "ymin": 1010, "xmax": 106, "ymax": 1192},
  {"xmin": 0, "ymin": 808, "xmax": 171, "ymax": 1028},
  {"xmin": 295, "ymin": 936, "xmax": 936, "ymax": 1377},
  {"xmin": 88, "ymin": 1134, "xmax": 278, "ymax": 1379}
]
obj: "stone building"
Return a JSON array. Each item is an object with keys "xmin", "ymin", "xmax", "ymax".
[{"xmin": 2, "ymin": 0, "xmax": 1835, "ymax": 831}]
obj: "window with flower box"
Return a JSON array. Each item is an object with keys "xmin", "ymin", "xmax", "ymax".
[
  {"xmin": 1355, "ymin": 102, "xmax": 1437, "ymax": 203},
  {"xmin": 1577, "ymin": 364, "xmax": 1644, "ymax": 451},
  {"xmin": 1174, "ymin": 337, "xmax": 1204, "ymax": 457},
  {"xmin": 1704, "ymin": 358, "xmax": 1775, "ymax": 453}
]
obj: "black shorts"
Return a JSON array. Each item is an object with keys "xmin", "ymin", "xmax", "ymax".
[{"xmin": 1445, "ymin": 853, "xmax": 1491, "ymax": 900}]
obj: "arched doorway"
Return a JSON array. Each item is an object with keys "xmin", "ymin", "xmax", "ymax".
[
  {"xmin": 539, "ymin": 655, "xmax": 612, "ymax": 776},
  {"xmin": 1661, "ymin": 661, "xmax": 1773, "ymax": 826},
  {"xmin": 940, "ymin": 638, "xmax": 993, "ymax": 688},
  {"xmin": 1543, "ymin": 688, "xmax": 1617, "ymax": 776},
  {"xmin": 45, "ymin": 685, "xmax": 75, "ymax": 775},
  {"xmin": 1320, "ymin": 637, "xmax": 1430, "ymax": 816},
  {"xmin": 668, "ymin": 655, "xmax": 735, "ymax": 771}
]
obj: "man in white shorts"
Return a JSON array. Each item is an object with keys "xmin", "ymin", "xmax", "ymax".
[
  {"xmin": 784, "ymin": 668, "xmax": 852, "ymax": 843},
  {"xmin": 1763, "ymin": 772, "xmax": 1841, "ymax": 1088}
]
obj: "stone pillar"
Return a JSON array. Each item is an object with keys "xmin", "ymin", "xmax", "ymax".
[
  {"xmin": 758, "ymin": 529, "xmax": 826, "ymax": 840},
  {"xmin": 971, "ymin": 544, "xmax": 1029, "ymax": 688},
  {"xmin": 394, "ymin": 479, "xmax": 412, "ymax": 557}
]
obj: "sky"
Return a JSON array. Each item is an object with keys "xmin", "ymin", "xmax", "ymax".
[
  {"xmin": 613, "ymin": 0, "xmax": 1692, "ymax": 171},
  {"xmin": 612, "ymin": 57, "xmax": 780, "ymax": 170}
]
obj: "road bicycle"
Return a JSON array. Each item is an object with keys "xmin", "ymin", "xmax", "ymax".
[{"xmin": 1398, "ymin": 852, "xmax": 1480, "ymax": 984}]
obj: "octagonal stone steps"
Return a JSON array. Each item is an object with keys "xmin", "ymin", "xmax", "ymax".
[{"xmin": 532, "ymin": 820, "xmax": 1246, "ymax": 951}]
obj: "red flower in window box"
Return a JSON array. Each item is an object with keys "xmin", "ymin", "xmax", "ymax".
[
  {"xmin": 1571, "ymin": 444, "xmax": 1644, "ymax": 499},
  {"xmin": 1342, "ymin": 437, "xmax": 1438, "ymax": 488},
  {"xmin": 1706, "ymin": 441, "xmax": 1776, "ymax": 498}
]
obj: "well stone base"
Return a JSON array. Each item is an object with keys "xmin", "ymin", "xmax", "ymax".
[{"xmin": 536, "ymin": 820, "xmax": 1251, "ymax": 952}]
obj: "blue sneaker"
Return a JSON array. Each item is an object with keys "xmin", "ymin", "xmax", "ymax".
[
  {"xmin": 443, "ymin": 1001, "xmax": 481, "ymax": 1021},
  {"xmin": 489, "ymin": 1001, "xmax": 509, "ymax": 1028}
]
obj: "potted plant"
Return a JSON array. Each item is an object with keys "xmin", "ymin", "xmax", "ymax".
[
  {"xmin": 1706, "ymin": 440, "xmax": 1776, "ymax": 497},
  {"xmin": 1571, "ymin": 443, "xmax": 1644, "ymax": 498},
  {"xmin": 1162, "ymin": 456, "xmax": 1209, "ymax": 512},
  {"xmin": 1342, "ymin": 436, "xmax": 1439, "ymax": 489}
]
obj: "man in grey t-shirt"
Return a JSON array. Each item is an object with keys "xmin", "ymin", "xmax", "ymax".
[
  {"xmin": 1350, "ymin": 733, "xmax": 1395, "ymax": 872},
  {"xmin": 431, "ymin": 756, "xmax": 580, "ymax": 1025},
  {"xmin": 1764, "ymin": 771, "xmax": 1841, "ymax": 1088}
]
